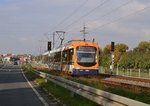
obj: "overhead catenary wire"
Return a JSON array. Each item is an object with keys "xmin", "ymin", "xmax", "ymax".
[
  {"xmin": 44, "ymin": 0, "xmax": 149, "ymax": 48},
  {"xmin": 63, "ymin": 0, "xmax": 110, "ymax": 31},
  {"xmin": 66, "ymin": 4, "xmax": 150, "ymax": 40},
  {"xmin": 47, "ymin": 0, "xmax": 130, "ymax": 37},
  {"xmin": 45, "ymin": 0, "xmax": 89, "ymax": 34},
  {"xmin": 44, "ymin": 0, "xmax": 109, "ymax": 48},
  {"xmin": 89, "ymin": 5, "xmax": 150, "ymax": 33},
  {"xmin": 67, "ymin": 0, "xmax": 133, "ymax": 34},
  {"xmin": 88, "ymin": 0, "xmax": 133, "ymax": 24}
]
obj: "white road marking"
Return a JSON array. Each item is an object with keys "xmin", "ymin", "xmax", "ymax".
[{"xmin": 21, "ymin": 69, "xmax": 49, "ymax": 106}]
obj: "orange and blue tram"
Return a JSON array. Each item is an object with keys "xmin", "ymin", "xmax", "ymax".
[{"xmin": 48, "ymin": 40, "xmax": 100, "ymax": 75}]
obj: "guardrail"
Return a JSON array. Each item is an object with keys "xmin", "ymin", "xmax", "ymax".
[{"xmin": 33, "ymin": 70, "xmax": 149, "ymax": 106}]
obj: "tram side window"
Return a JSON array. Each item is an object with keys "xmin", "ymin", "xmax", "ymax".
[
  {"xmin": 68, "ymin": 49, "xmax": 74, "ymax": 64},
  {"xmin": 54, "ymin": 52, "xmax": 61, "ymax": 62},
  {"xmin": 62, "ymin": 50, "xmax": 67, "ymax": 62},
  {"xmin": 61, "ymin": 49, "xmax": 74, "ymax": 64}
]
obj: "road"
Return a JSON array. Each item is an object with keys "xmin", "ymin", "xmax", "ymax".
[{"xmin": 0, "ymin": 64, "xmax": 47, "ymax": 106}]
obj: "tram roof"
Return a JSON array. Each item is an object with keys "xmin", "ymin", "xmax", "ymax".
[{"xmin": 42, "ymin": 40, "xmax": 98, "ymax": 56}]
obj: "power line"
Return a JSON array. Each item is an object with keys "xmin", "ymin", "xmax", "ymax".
[
  {"xmin": 63, "ymin": 0, "xmax": 110, "ymax": 31},
  {"xmin": 46, "ymin": 0, "xmax": 89, "ymax": 34},
  {"xmin": 67, "ymin": 0, "xmax": 132, "ymax": 33},
  {"xmin": 91, "ymin": 0, "xmax": 133, "ymax": 22},
  {"xmin": 89, "ymin": 6, "xmax": 150, "ymax": 32}
]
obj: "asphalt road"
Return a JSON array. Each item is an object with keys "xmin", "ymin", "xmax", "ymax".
[{"xmin": 0, "ymin": 64, "xmax": 46, "ymax": 106}]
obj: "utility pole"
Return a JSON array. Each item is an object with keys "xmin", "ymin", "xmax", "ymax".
[
  {"xmin": 53, "ymin": 32, "xmax": 55, "ymax": 49},
  {"xmin": 80, "ymin": 24, "xmax": 88, "ymax": 40},
  {"xmin": 39, "ymin": 46, "xmax": 42, "ymax": 63},
  {"xmin": 56, "ymin": 31, "xmax": 65, "ymax": 71},
  {"xmin": 44, "ymin": 33, "xmax": 50, "ymax": 41},
  {"xmin": 38, "ymin": 40, "xmax": 45, "ymax": 63}
]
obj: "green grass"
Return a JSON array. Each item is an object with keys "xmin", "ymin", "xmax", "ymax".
[
  {"xmin": 22, "ymin": 64, "xmax": 150, "ymax": 105},
  {"xmin": 22, "ymin": 64, "xmax": 100, "ymax": 106},
  {"xmin": 66, "ymin": 76, "xmax": 150, "ymax": 104},
  {"xmin": 40, "ymin": 80, "xmax": 99, "ymax": 106},
  {"xmin": 33, "ymin": 70, "xmax": 150, "ymax": 104},
  {"xmin": 106, "ymin": 87, "xmax": 150, "ymax": 104}
]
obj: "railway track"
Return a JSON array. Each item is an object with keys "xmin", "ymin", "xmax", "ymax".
[
  {"xmin": 33, "ymin": 68, "xmax": 150, "ymax": 93},
  {"xmin": 98, "ymin": 73, "xmax": 150, "ymax": 93},
  {"xmin": 33, "ymin": 70, "xmax": 150, "ymax": 106}
]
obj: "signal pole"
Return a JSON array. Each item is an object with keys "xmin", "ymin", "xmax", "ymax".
[
  {"xmin": 80, "ymin": 24, "xmax": 88, "ymax": 40},
  {"xmin": 110, "ymin": 41, "xmax": 115, "ymax": 75}
]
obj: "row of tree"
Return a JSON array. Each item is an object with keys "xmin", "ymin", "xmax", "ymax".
[{"xmin": 100, "ymin": 41, "xmax": 150, "ymax": 69}]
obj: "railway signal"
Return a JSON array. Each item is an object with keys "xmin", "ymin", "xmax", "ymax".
[
  {"xmin": 48, "ymin": 41, "xmax": 51, "ymax": 51},
  {"xmin": 111, "ymin": 41, "xmax": 115, "ymax": 51},
  {"xmin": 111, "ymin": 41, "xmax": 115, "ymax": 74}
]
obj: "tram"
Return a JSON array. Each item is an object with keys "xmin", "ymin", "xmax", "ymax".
[{"xmin": 47, "ymin": 40, "xmax": 100, "ymax": 75}]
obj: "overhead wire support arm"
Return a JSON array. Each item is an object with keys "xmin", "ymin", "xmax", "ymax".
[
  {"xmin": 56, "ymin": 31, "xmax": 65, "ymax": 44},
  {"xmin": 56, "ymin": 31, "xmax": 66, "ymax": 71}
]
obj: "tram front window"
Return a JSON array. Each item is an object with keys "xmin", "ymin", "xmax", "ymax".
[{"xmin": 76, "ymin": 46, "xmax": 97, "ymax": 67}]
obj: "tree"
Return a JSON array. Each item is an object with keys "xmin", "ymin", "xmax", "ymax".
[
  {"xmin": 133, "ymin": 41, "xmax": 150, "ymax": 69},
  {"xmin": 100, "ymin": 44, "xmax": 111, "ymax": 67},
  {"xmin": 101, "ymin": 41, "xmax": 150, "ymax": 70},
  {"xmin": 134, "ymin": 41, "xmax": 150, "ymax": 52},
  {"xmin": 103, "ymin": 44, "xmax": 111, "ymax": 54},
  {"xmin": 138, "ymin": 51, "xmax": 150, "ymax": 69},
  {"xmin": 119, "ymin": 51, "xmax": 135, "ymax": 69},
  {"xmin": 114, "ymin": 43, "xmax": 128, "ymax": 65},
  {"xmin": 98, "ymin": 48, "xmax": 103, "ymax": 66}
]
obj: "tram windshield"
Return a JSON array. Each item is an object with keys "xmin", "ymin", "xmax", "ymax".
[{"xmin": 76, "ymin": 46, "xmax": 97, "ymax": 66}]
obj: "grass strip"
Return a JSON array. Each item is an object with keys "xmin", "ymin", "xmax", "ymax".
[{"xmin": 22, "ymin": 64, "xmax": 100, "ymax": 106}]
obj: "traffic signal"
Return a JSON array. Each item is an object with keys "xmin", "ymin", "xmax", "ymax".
[
  {"xmin": 48, "ymin": 41, "xmax": 51, "ymax": 51},
  {"xmin": 111, "ymin": 41, "xmax": 115, "ymax": 51}
]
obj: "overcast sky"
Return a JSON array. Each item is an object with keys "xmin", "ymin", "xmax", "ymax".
[{"xmin": 0, "ymin": 0, "xmax": 150, "ymax": 54}]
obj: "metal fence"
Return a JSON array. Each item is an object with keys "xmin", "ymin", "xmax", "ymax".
[{"xmin": 99, "ymin": 67, "xmax": 150, "ymax": 79}]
